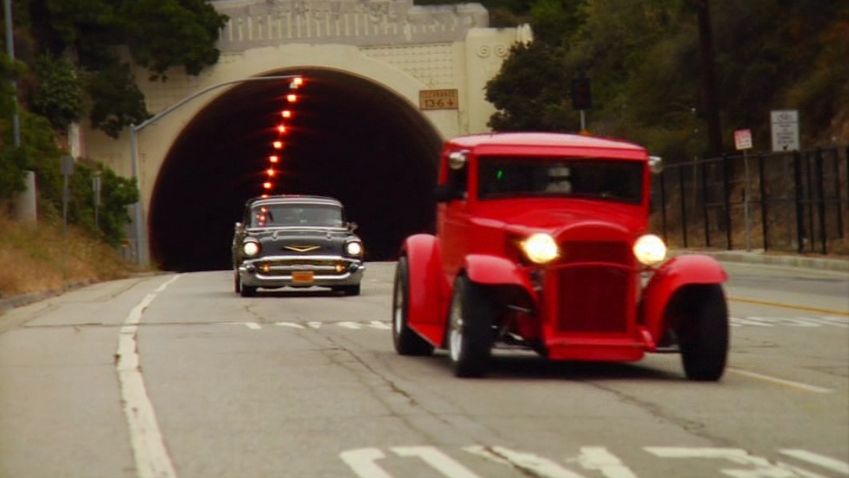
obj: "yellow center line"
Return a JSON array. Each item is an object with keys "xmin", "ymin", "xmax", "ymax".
[{"xmin": 728, "ymin": 296, "xmax": 849, "ymax": 317}]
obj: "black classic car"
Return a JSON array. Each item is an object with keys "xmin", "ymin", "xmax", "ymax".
[{"xmin": 232, "ymin": 195, "xmax": 365, "ymax": 297}]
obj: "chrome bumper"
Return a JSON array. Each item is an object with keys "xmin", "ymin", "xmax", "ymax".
[{"xmin": 239, "ymin": 255, "xmax": 365, "ymax": 288}]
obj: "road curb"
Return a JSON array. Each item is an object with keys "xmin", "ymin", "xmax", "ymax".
[{"xmin": 673, "ymin": 249, "xmax": 849, "ymax": 273}]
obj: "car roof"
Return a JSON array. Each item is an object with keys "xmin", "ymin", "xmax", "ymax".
[
  {"xmin": 246, "ymin": 195, "xmax": 342, "ymax": 208},
  {"xmin": 447, "ymin": 132, "xmax": 646, "ymax": 152}
]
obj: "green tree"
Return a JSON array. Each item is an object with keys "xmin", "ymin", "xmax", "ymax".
[
  {"xmin": 485, "ymin": 42, "xmax": 573, "ymax": 132},
  {"xmin": 30, "ymin": 54, "xmax": 83, "ymax": 130},
  {"xmin": 22, "ymin": 0, "xmax": 227, "ymax": 137}
]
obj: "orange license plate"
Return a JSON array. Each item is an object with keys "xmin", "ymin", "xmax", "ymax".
[{"xmin": 291, "ymin": 271, "xmax": 314, "ymax": 283}]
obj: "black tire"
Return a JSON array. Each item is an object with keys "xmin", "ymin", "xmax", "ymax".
[
  {"xmin": 448, "ymin": 275, "xmax": 495, "ymax": 378},
  {"xmin": 677, "ymin": 285, "xmax": 729, "ymax": 381},
  {"xmin": 392, "ymin": 257, "xmax": 434, "ymax": 356},
  {"xmin": 240, "ymin": 284, "xmax": 257, "ymax": 297},
  {"xmin": 234, "ymin": 269, "xmax": 241, "ymax": 294}
]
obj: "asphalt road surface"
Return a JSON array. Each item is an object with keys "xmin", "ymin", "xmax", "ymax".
[{"xmin": 1, "ymin": 261, "xmax": 847, "ymax": 478}]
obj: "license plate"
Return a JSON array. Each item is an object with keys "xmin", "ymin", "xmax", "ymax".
[{"xmin": 291, "ymin": 271, "xmax": 314, "ymax": 283}]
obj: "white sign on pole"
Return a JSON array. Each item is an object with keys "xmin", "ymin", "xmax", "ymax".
[
  {"xmin": 734, "ymin": 129, "xmax": 753, "ymax": 150},
  {"xmin": 770, "ymin": 110, "xmax": 800, "ymax": 152}
]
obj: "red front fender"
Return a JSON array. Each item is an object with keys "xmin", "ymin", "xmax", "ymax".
[
  {"xmin": 464, "ymin": 254, "xmax": 535, "ymax": 294},
  {"xmin": 641, "ymin": 254, "xmax": 728, "ymax": 348},
  {"xmin": 401, "ymin": 234, "xmax": 450, "ymax": 346}
]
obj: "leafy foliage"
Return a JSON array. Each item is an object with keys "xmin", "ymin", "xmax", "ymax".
[
  {"xmin": 30, "ymin": 54, "xmax": 84, "ymax": 130},
  {"xmin": 21, "ymin": 0, "xmax": 227, "ymax": 137},
  {"xmin": 86, "ymin": 62, "xmax": 149, "ymax": 138}
]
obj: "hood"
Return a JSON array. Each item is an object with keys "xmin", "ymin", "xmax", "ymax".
[{"xmin": 471, "ymin": 198, "xmax": 647, "ymax": 239}]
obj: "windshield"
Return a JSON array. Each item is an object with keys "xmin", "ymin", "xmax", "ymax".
[
  {"xmin": 478, "ymin": 156, "xmax": 644, "ymax": 204},
  {"xmin": 250, "ymin": 203, "xmax": 344, "ymax": 228}
]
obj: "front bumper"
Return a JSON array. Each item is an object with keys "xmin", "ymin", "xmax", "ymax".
[{"xmin": 239, "ymin": 255, "xmax": 365, "ymax": 288}]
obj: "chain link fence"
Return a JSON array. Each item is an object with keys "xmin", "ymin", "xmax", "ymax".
[{"xmin": 651, "ymin": 146, "xmax": 848, "ymax": 255}]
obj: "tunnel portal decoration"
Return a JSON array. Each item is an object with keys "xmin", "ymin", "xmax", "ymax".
[{"xmin": 82, "ymin": 0, "xmax": 532, "ymax": 271}]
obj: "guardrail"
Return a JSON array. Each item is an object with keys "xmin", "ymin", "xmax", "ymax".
[{"xmin": 652, "ymin": 146, "xmax": 848, "ymax": 255}]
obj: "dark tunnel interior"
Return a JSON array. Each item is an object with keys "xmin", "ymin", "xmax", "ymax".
[{"xmin": 149, "ymin": 69, "xmax": 443, "ymax": 271}]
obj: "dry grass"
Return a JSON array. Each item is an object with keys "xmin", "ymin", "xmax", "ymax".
[{"xmin": 0, "ymin": 216, "xmax": 140, "ymax": 298}]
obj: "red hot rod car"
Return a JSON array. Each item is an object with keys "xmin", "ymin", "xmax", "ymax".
[{"xmin": 392, "ymin": 132, "xmax": 729, "ymax": 379}]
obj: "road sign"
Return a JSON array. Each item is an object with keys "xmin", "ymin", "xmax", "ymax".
[
  {"xmin": 770, "ymin": 110, "xmax": 800, "ymax": 152},
  {"xmin": 734, "ymin": 129, "xmax": 753, "ymax": 150},
  {"xmin": 419, "ymin": 89, "xmax": 458, "ymax": 110}
]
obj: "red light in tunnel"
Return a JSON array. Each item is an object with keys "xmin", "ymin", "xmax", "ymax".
[
  {"xmin": 269, "ymin": 155, "xmax": 279, "ymax": 163},
  {"xmin": 273, "ymin": 140, "xmax": 283, "ymax": 149},
  {"xmin": 290, "ymin": 77, "xmax": 303, "ymax": 89},
  {"xmin": 281, "ymin": 110, "xmax": 292, "ymax": 119},
  {"xmin": 277, "ymin": 125, "xmax": 287, "ymax": 133},
  {"xmin": 263, "ymin": 181, "xmax": 273, "ymax": 190},
  {"xmin": 286, "ymin": 94, "xmax": 297, "ymax": 103},
  {"xmin": 267, "ymin": 168, "xmax": 276, "ymax": 177}
]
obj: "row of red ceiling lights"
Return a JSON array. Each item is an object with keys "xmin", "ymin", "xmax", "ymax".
[{"xmin": 261, "ymin": 76, "xmax": 304, "ymax": 197}]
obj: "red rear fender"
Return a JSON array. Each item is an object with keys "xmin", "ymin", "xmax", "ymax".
[
  {"xmin": 402, "ymin": 235, "xmax": 450, "ymax": 345},
  {"xmin": 640, "ymin": 255, "xmax": 728, "ymax": 347}
]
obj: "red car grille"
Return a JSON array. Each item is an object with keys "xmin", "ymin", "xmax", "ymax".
[{"xmin": 550, "ymin": 241, "xmax": 633, "ymax": 334}]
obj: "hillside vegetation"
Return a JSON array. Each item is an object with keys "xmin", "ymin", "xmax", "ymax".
[{"xmin": 425, "ymin": 0, "xmax": 849, "ymax": 159}]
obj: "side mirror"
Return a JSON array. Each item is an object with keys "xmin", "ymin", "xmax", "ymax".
[
  {"xmin": 347, "ymin": 222, "xmax": 358, "ymax": 232},
  {"xmin": 648, "ymin": 156, "xmax": 663, "ymax": 174},
  {"xmin": 448, "ymin": 151, "xmax": 468, "ymax": 170},
  {"xmin": 234, "ymin": 222, "xmax": 242, "ymax": 232}
]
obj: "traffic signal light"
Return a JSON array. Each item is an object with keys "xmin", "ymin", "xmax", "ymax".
[{"xmin": 571, "ymin": 77, "xmax": 592, "ymax": 110}]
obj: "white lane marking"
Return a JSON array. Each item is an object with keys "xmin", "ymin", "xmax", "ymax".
[
  {"xmin": 728, "ymin": 368, "xmax": 833, "ymax": 394},
  {"xmin": 464, "ymin": 446, "xmax": 586, "ymax": 478},
  {"xmin": 340, "ymin": 448, "xmax": 392, "ymax": 478},
  {"xmin": 369, "ymin": 320, "xmax": 391, "ymax": 330},
  {"xmin": 275, "ymin": 322, "xmax": 305, "ymax": 329},
  {"xmin": 644, "ymin": 448, "xmax": 803, "ymax": 478},
  {"xmin": 392, "ymin": 446, "xmax": 481, "ymax": 478},
  {"xmin": 245, "ymin": 322, "xmax": 262, "ymax": 330},
  {"xmin": 116, "ymin": 275, "xmax": 180, "ymax": 478},
  {"xmin": 338, "ymin": 321, "xmax": 363, "ymax": 330},
  {"xmin": 731, "ymin": 316, "xmax": 849, "ymax": 328},
  {"xmin": 308, "ymin": 321, "xmax": 323, "ymax": 329},
  {"xmin": 779, "ymin": 450, "xmax": 849, "ymax": 475},
  {"xmin": 573, "ymin": 447, "xmax": 638, "ymax": 478}
]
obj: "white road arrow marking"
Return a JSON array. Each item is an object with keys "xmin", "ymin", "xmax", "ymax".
[
  {"xmin": 464, "ymin": 445, "xmax": 586, "ymax": 478},
  {"xmin": 572, "ymin": 447, "xmax": 638, "ymax": 478},
  {"xmin": 340, "ymin": 448, "xmax": 392, "ymax": 478},
  {"xmin": 275, "ymin": 322, "xmax": 305, "ymax": 329},
  {"xmin": 779, "ymin": 450, "xmax": 849, "ymax": 475},
  {"xmin": 245, "ymin": 322, "xmax": 262, "ymax": 330},
  {"xmin": 392, "ymin": 446, "xmax": 481, "ymax": 478},
  {"xmin": 645, "ymin": 447, "xmax": 817, "ymax": 478}
]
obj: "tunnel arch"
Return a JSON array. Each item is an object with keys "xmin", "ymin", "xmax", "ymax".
[{"xmin": 149, "ymin": 68, "xmax": 443, "ymax": 271}]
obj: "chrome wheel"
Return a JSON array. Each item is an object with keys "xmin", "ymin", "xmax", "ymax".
[{"xmin": 449, "ymin": 291, "xmax": 463, "ymax": 363}]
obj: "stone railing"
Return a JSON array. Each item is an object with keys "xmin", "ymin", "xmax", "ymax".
[{"xmin": 211, "ymin": 0, "xmax": 489, "ymax": 50}]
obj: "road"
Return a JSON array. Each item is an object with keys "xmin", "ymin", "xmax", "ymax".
[{"xmin": 0, "ymin": 261, "xmax": 847, "ymax": 477}]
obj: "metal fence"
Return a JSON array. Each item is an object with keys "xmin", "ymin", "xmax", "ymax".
[{"xmin": 651, "ymin": 146, "xmax": 849, "ymax": 255}]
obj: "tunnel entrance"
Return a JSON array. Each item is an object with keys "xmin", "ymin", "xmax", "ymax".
[{"xmin": 149, "ymin": 69, "xmax": 442, "ymax": 271}]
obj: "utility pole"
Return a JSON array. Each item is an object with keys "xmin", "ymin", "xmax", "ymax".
[
  {"xmin": 3, "ymin": 0, "xmax": 20, "ymax": 148},
  {"xmin": 695, "ymin": 0, "xmax": 723, "ymax": 157}
]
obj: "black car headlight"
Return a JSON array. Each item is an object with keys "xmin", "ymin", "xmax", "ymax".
[
  {"xmin": 242, "ymin": 239, "xmax": 261, "ymax": 257},
  {"xmin": 345, "ymin": 241, "xmax": 363, "ymax": 257}
]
